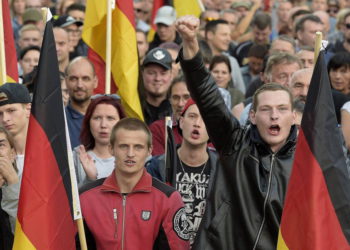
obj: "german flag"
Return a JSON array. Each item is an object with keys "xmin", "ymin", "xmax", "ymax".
[
  {"xmin": 82, "ymin": 0, "xmax": 143, "ymax": 120},
  {"xmin": 1, "ymin": 0, "xmax": 18, "ymax": 83},
  {"xmin": 277, "ymin": 51, "xmax": 350, "ymax": 249},
  {"xmin": 13, "ymin": 21, "xmax": 76, "ymax": 249}
]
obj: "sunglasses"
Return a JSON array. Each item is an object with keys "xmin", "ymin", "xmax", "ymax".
[
  {"xmin": 204, "ymin": 17, "xmax": 218, "ymax": 22},
  {"xmin": 345, "ymin": 23, "xmax": 350, "ymax": 29},
  {"xmin": 135, "ymin": 8, "xmax": 149, "ymax": 15},
  {"xmin": 91, "ymin": 94, "xmax": 121, "ymax": 100},
  {"xmin": 327, "ymin": 8, "xmax": 339, "ymax": 14}
]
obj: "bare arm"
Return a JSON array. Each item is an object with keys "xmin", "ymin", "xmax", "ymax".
[{"xmin": 230, "ymin": 0, "xmax": 261, "ymax": 41}]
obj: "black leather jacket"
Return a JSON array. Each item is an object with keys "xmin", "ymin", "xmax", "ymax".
[{"xmin": 179, "ymin": 51, "xmax": 297, "ymax": 250}]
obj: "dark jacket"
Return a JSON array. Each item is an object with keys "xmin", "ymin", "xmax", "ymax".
[{"xmin": 179, "ymin": 51, "xmax": 297, "ymax": 250}]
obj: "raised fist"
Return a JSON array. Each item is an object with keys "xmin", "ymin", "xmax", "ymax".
[{"xmin": 175, "ymin": 16, "xmax": 200, "ymax": 42}]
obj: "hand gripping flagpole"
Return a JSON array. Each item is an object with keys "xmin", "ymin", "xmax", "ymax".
[
  {"xmin": 0, "ymin": 2, "xmax": 7, "ymax": 85},
  {"xmin": 105, "ymin": 0, "xmax": 115, "ymax": 94}
]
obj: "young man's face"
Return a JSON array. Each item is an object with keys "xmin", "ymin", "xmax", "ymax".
[
  {"xmin": 180, "ymin": 104, "xmax": 209, "ymax": 147},
  {"xmin": 112, "ymin": 128, "xmax": 152, "ymax": 178},
  {"xmin": 207, "ymin": 24, "xmax": 231, "ymax": 52},
  {"xmin": 142, "ymin": 64, "xmax": 172, "ymax": 99},
  {"xmin": 156, "ymin": 23, "xmax": 176, "ymax": 43},
  {"xmin": 253, "ymin": 25, "xmax": 271, "ymax": 44},
  {"xmin": 250, "ymin": 90, "xmax": 295, "ymax": 153},
  {"xmin": 0, "ymin": 103, "xmax": 30, "ymax": 137}
]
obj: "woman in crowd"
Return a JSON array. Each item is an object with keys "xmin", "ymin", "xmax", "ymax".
[
  {"xmin": 328, "ymin": 52, "xmax": 350, "ymax": 96},
  {"xmin": 209, "ymin": 55, "xmax": 245, "ymax": 108},
  {"xmin": 74, "ymin": 95, "xmax": 126, "ymax": 186}
]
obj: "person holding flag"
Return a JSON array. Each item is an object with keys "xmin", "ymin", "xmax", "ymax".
[{"xmin": 175, "ymin": 16, "xmax": 297, "ymax": 249}]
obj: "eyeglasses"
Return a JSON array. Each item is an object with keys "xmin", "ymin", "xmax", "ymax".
[
  {"xmin": 345, "ymin": 23, "xmax": 350, "ymax": 29},
  {"xmin": 91, "ymin": 94, "xmax": 121, "ymax": 100}
]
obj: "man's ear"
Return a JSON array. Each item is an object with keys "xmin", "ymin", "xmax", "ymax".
[
  {"xmin": 206, "ymin": 30, "xmax": 214, "ymax": 41},
  {"xmin": 179, "ymin": 116, "xmax": 184, "ymax": 130},
  {"xmin": 249, "ymin": 109, "xmax": 257, "ymax": 125},
  {"xmin": 26, "ymin": 103, "xmax": 31, "ymax": 118}
]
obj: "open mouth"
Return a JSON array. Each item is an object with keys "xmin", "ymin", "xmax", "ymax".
[
  {"xmin": 191, "ymin": 129, "xmax": 200, "ymax": 139},
  {"xmin": 269, "ymin": 125, "xmax": 280, "ymax": 135}
]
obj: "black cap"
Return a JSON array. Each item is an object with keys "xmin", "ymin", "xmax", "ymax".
[
  {"xmin": 143, "ymin": 48, "xmax": 172, "ymax": 70},
  {"xmin": 0, "ymin": 83, "xmax": 31, "ymax": 106},
  {"xmin": 53, "ymin": 15, "xmax": 83, "ymax": 28}
]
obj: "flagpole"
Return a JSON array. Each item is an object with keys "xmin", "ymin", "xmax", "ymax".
[
  {"xmin": 0, "ymin": 2, "xmax": 7, "ymax": 84},
  {"xmin": 196, "ymin": 0, "xmax": 205, "ymax": 12},
  {"xmin": 105, "ymin": 0, "xmax": 114, "ymax": 94},
  {"xmin": 314, "ymin": 31, "xmax": 323, "ymax": 63}
]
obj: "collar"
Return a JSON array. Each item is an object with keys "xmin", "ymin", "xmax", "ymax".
[
  {"xmin": 66, "ymin": 103, "xmax": 84, "ymax": 119},
  {"xmin": 101, "ymin": 169, "xmax": 152, "ymax": 194}
]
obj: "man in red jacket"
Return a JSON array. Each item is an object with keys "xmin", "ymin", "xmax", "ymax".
[{"xmin": 79, "ymin": 118, "xmax": 190, "ymax": 249}]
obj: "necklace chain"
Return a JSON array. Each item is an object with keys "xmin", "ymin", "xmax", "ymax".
[{"xmin": 179, "ymin": 159, "xmax": 208, "ymax": 176}]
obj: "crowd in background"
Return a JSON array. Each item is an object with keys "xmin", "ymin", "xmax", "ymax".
[{"xmin": 1, "ymin": 0, "xmax": 350, "ymax": 248}]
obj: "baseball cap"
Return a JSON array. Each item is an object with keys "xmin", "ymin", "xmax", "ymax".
[
  {"xmin": 0, "ymin": 83, "xmax": 31, "ymax": 106},
  {"xmin": 143, "ymin": 48, "xmax": 172, "ymax": 70},
  {"xmin": 232, "ymin": 1, "xmax": 251, "ymax": 9},
  {"xmin": 53, "ymin": 15, "xmax": 83, "ymax": 28},
  {"xmin": 154, "ymin": 6, "xmax": 177, "ymax": 26},
  {"xmin": 23, "ymin": 8, "xmax": 42, "ymax": 24},
  {"xmin": 181, "ymin": 99, "xmax": 196, "ymax": 116}
]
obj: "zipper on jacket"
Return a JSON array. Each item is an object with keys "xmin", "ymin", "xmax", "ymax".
[
  {"xmin": 121, "ymin": 194, "xmax": 127, "ymax": 250},
  {"xmin": 252, "ymin": 154, "xmax": 275, "ymax": 250},
  {"xmin": 113, "ymin": 208, "xmax": 117, "ymax": 239}
]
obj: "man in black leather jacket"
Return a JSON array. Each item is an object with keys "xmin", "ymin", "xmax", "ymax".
[{"xmin": 175, "ymin": 16, "xmax": 298, "ymax": 250}]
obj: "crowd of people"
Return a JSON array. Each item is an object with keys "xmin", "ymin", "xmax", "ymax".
[{"xmin": 1, "ymin": 0, "xmax": 350, "ymax": 249}]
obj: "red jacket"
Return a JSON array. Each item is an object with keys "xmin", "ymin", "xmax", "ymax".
[{"xmin": 79, "ymin": 170, "xmax": 190, "ymax": 250}]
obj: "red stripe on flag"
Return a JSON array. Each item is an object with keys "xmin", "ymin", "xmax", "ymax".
[
  {"xmin": 17, "ymin": 116, "xmax": 76, "ymax": 249},
  {"xmin": 280, "ymin": 129, "xmax": 349, "ymax": 249},
  {"xmin": 87, "ymin": 48, "xmax": 117, "ymax": 94},
  {"xmin": 2, "ymin": 1, "xmax": 18, "ymax": 82},
  {"xmin": 116, "ymin": 0, "xmax": 136, "ymax": 27}
]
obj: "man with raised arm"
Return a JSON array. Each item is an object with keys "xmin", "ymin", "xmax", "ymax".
[{"xmin": 176, "ymin": 16, "xmax": 297, "ymax": 249}]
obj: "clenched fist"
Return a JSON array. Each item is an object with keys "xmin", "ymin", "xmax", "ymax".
[{"xmin": 175, "ymin": 16, "xmax": 200, "ymax": 42}]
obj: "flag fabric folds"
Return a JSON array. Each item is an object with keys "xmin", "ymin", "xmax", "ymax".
[
  {"xmin": 13, "ymin": 21, "xmax": 76, "ymax": 249},
  {"xmin": 165, "ymin": 118, "xmax": 177, "ymax": 187},
  {"xmin": 1, "ymin": 1, "xmax": 18, "ymax": 83},
  {"xmin": 82, "ymin": 0, "xmax": 143, "ymax": 120},
  {"xmin": 277, "ymin": 51, "xmax": 350, "ymax": 249}
]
